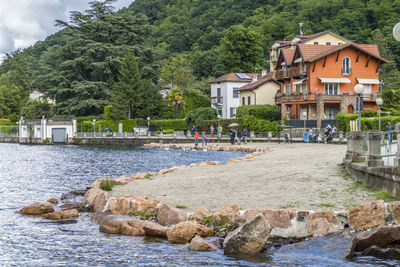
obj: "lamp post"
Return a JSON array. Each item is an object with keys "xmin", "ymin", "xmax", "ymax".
[
  {"xmin": 376, "ymin": 98, "xmax": 383, "ymax": 131},
  {"xmin": 92, "ymin": 119, "xmax": 96, "ymax": 136},
  {"xmin": 147, "ymin": 117, "xmax": 150, "ymax": 131},
  {"xmin": 393, "ymin": 22, "xmax": 400, "ymax": 42},
  {"xmin": 302, "ymin": 111, "xmax": 307, "ymax": 132},
  {"xmin": 354, "ymin": 84, "xmax": 365, "ymax": 132},
  {"xmin": 217, "ymin": 114, "xmax": 221, "ymax": 139}
]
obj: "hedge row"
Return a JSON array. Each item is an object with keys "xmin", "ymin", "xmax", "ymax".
[
  {"xmin": 236, "ymin": 105, "xmax": 281, "ymax": 121},
  {"xmin": 0, "ymin": 125, "xmax": 18, "ymax": 133},
  {"xmin": 0, "ymin": 119, "xmax": 11, "ymax": 125},
  {"xmin": 155, "ymin": 119, "xmax": 186, "ymax": 130},
  {"xmin": 242, "ymin": 115, "xmax": 280, "ymax": 132},
  {"xmin": 337, "ymin": 113, "xmax": 400, "ymax": 132}
]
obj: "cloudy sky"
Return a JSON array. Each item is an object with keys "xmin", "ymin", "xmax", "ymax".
[{"xmin": 0, "ymin": 0, "xmax": 133, "ymax": 57}]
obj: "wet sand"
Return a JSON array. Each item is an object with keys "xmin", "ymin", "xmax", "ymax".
[{"xmin": 111, "ymin": 143, "xmax": 376, "ymax": 212}]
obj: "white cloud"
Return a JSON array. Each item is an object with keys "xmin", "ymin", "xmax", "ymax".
[{"xmin": 0, "ymin": 0, "xmax": 133, "ymax": 55}]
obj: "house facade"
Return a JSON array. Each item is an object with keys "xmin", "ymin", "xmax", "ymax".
[
  {"xmin": 237, "ymin": 72, "xmax": 279, "ymax": 106},
  {"xmin": 210, "ymin": 73, "xmax": 257, "ymax": 118},
  {"xmin": 274, "ymin": 42, "xmax": 388, "ymax": 128},
  {"xmin": 269, "ymin": 30, "xmax": 351, "ymax": 72},
  {"xmin": 29, "ymin": 90, "xmax": 56, "ymax": 104}
]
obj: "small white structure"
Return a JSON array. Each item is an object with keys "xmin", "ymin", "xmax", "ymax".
[
  {"xmin": 209, "ymin": 73, "xmax": 257, "ymax": 118},
  {"xmin": 19, "ymin": 117, "xmax": 77, "ymax": 144}
]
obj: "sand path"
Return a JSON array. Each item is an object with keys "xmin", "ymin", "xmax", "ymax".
[{"xmin": 111, "ymin": 143, "xmax": 376, "ymax": 212}]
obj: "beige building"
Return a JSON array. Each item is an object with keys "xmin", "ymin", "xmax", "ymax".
[
  {"xmin": 29, "ymin": 90, "xmax": 56, "ymax": 104},
  {"xmin": 237, "ymin": 72, "xmax": 279, "ymax": 106},
  {"xmin": 269, "ymin": 30, "xmax": 351, "ymax": 71}
]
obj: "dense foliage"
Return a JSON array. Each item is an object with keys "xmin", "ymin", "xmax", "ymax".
[
  {"xmin": 236, "ymin": 105, "xmax": 281, "ymax": 121},
  {"xmin": 186, "ymin": 107, "xmax": 218, "ymax": 127}
]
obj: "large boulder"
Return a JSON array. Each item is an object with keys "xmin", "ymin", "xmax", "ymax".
[
  {"xmin": 107, "ymin": 196, "xmax": 145, "ymax": 215},
  {"xmin": 362, "ymin": 246, "xmax": 400, "ymax": 260},
  {"xmin": 348, "ymin": 200, "xmax": 385, "ymax": 230},
  {"xmin": 212, "ymin": 205, "xmax": 240, "ymax": 223},
  {"xmin": 143, "ymin": 221, "xmax": 169, "ymax": 238},
  {"xmin": 42, "ymin": 209, "xmax": 79, "ymax": 220},
  {"xmin": 355, "ymin": 225, "xmax": 400, "ymax": 251},
  {"xmin": 191, "ymin": 207, "xmax": 213, "ymax": 223},
  {"xmin": 223, "ymin": 214, "xmax": 271, "ymax": 255},
  {"xmin": 156, "ymin": 203, "xmax": 188, "ymax": 226},
  {"xmin": 166, "ymin": 221, "xmax": 213, "ymax": 244},
  {"xmin": 244, "ymin": 209, "xmax": 295, "ymax": 229},
  {"xmin": 20, "ymin": 202, "xmax": 54, "ymax": 215},
  {"xmin": 83, "ymin": 189, "xmax": 109, "ymax": 213},
  {"xmin": 388, "ymin": 201, "xmax": 400, "ymax": 224},
  {"xmin": 306, "ymin": 211, "xmax": 339, "ymax": 236},
  {"xmin": 133, "ymin": 199, "xmax": 160, "ymax": 217},
  {"xmin": 188, "ymin": 235, "xmax": 217, "ymax": 252},
  {"xmin": 99, "ymin": 215, "xmax": 145, "ymax": 236}
]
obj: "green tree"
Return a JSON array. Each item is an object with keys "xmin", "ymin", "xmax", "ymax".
[
  {"xmin": 21, "ymin": 100, "xmax": 54, "ymax": 119},
  {"xmin": 218, "ymin": 25, "xmax": 264, "ymax": 73},
  {"xmin": 167, "ymin": 87, "xmax": 183, "ymax": 119}
]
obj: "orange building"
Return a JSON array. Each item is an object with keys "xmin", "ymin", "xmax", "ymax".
[{"xmin": 274, "ymin": 42, "xmax": 388, "ymax": 128}]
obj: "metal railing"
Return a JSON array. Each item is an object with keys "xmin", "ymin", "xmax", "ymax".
[{"xmin": 210, "ymin": 97, "xmax": 223, "ymax": 105}]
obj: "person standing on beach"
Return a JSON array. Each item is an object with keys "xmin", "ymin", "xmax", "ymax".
[
  {"xmin": 202, "ymin": 131, "xmax": 208, "ymax": 146},
  {"xmin": 387, "ymin": 121, "xmax": 394, "ymax": 143},
  {"xmin": 194, "ymin": 131, "xmax": 200, "ymax": 146},
  {"xmin": 242, "ymin": 128, "xmax": 248, "ymax": 144},
  {"xmin": 236, "ymin": 129, "xmax": 242, "ymax": 145},
  {"xmin": 229, "ymin": 129, "xmax": 235, "ymax": 145},
  {"xmin": 192, "ymin": 125, "xmax": 197, "ymax": 135},
  {"xmin": 210, "ymin": 125, "xmax": 214, "ymax": 137}
]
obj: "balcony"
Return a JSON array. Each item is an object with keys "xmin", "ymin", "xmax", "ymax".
[
  {"xmin": 291, "ymin": 66, "xmax": 307, "ymax": 78},
  {"xmin": 275, "ymin": 70, "xmax": 291, "ymax": 81},
  {"xmin": 275, "ymin": 93, "xmax": 316, "ymax": 103},
  {"xmin": 211, "ymin": 96, "xmax": 223, "ymax": 106},
  {"xmin": 275, "ymin": 93, "xmax": 381, "ymax": 103}
]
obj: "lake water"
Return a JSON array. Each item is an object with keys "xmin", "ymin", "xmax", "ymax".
[{"xmin": 0, "ymin": 143, "xmax": 397, "ymax": 266}]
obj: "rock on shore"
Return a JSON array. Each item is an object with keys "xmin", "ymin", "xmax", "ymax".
[
  {"xmin": 223, "ymin": 214, "xmax": 271, "ymax": 255},
  {"xmin": 20, "ymin": 202, "xmax": 54, "ymax": 215}
]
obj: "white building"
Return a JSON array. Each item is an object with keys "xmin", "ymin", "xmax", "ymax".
[
  {"xmin": 19, "ymin": 117, "xmax": 77, "ymax": 144},
  {"xmin": 210, "ymin": 73, "xmax": 257, "ymax": 118}
]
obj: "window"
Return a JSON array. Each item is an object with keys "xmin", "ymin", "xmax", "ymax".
[
  {"xmin": 247, "ymin": 96, "xmax": 251, "ymax": 105},
  {"xmin": 233, "ymin": 87, "xmax": 239, "ymax": 98},
  {"xmin": 314, "ymin": 41, "xmax": 319, "ymax": 45},
  {"xmin": 342, "ymin": 57, "xmax": 351, "ymax": 75},
  {"xmin": 242, "ymin": 97, "xmax": 245, "ymax": 105},
  {"xmin": 324, "ymin": 83, "xmax": 339, "ymax": 95},
  {"xmin": 293, "ymin": 84, "xmax": 297, "ymax": 93},
  {"xmin": 326, "ymin": 42, "xmax": 331, "ymax": 45},
  {"xmin": 338, "ymin": 42, "xmax": 343, "ymax": 45},
  {"xmin": 217, "ymin": 88, "xmax": 221, "ymax": 97},
  {"xmin": 34, "ymin": 93, "xmax": 40, "ymax": 100},
  {"xmin": 217, "ymin": 108, "xmax": 222, "ymax": 116},
  {"xmin": 284, "ymin": 84, "xmax": 290, "ymax": 95},
  {"xmin": 230, "ymin": 107, "xmax": 236, "ymax": 118},
  {"xmin": 301, "ymin": 83, "xmax": 307, "ymax": 94}
]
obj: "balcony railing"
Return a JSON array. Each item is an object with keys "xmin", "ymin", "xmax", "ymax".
[
  {"xmin": 275, "ymin": 93, "xmax": 381, "ymax": 103},
  {"xmin": 275, "ymin": 70, "xmax": 290, "ymax": 80},
  {"xmin": 211, "ymin": 96, "xmax": 223, "ymax": 105},
  {"xmin": 291, "ymin": 66, "xmax": 307, "ymax": 78}
]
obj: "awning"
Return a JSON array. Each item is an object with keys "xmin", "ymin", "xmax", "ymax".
[
  {"xmin": 293, "ymin": 79, "xmax": 305, "ymax": 85},
  {"xmin": 318, "ymin": 77, "xmax": 351, "ymax": 83},
  {"xmin": 357, "ymin": 78, "xmax": 380, "ymax": 84}
]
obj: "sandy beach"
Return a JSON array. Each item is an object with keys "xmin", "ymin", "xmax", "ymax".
[{"xmin": 111, "ymin": 143, "xmax": 376, "ymax": 212}]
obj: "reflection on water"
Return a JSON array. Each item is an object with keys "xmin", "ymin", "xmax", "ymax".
[{"xmin": 0, "ymin": 143, "xmax": 396, "ymax": 266}]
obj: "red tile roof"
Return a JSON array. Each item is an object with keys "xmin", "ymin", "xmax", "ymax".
[
  {"xmin": 281, "ymin": 49, "xmax": 296, "ymax": 65},
  {"xmin": 299, "ymin": 43, "xmax": 388, "ymax": 63},
  {"xmin": 209, "ymin": 73, "xmax": 258, "ymax": 83},
  {"xmin": 237, "ymin": 72, "xmax": 278, "ymax": 91}
]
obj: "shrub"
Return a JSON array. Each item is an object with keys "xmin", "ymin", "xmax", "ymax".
[
  {"xmin": 337, "ymin": 113, "xmax": 400, "ymax": 132},
  {"xmin": 242, "ymin": 115, "xmax": 280, "ymax": 132},
  {"xmin": 104, "ymin": 105, "xmax": 112, "ymax": 121},
  {"xmin": 186, "ymin": 107, "xmax": 218, "ymax": 127},
  {"xmin": 157, "ymin": 129, "xmax": 174, "ymax": 134},
  {"xmin": 361, "ymin": 109, "xmax": 378, "ymax": 118},
  {"xmin": 8, "ymin": 113, "xmax": 19, "ymax": 123},
  {"xmin": 236, "ymin": 105, "xmax": 281, "ymax": 121},
  {"xmin": 336, "ymin": 113, "xmax": 358, "ymax": 132},
  {"xmin": 101, "ymin": 178, "xmax": 114, "ymax": 191},
  {"xmin": 155, "ymin": 119, "xmax": 186, "ymax": 130},
  {"xmin": 0, "ymin": 119, "xmax": 11, "ymax": 125},
  {"xmin": 0, "ymin": 125, "xmax": 18, "ymax": 133}
]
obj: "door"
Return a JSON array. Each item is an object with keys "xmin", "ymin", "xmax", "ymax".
[{"xmin": 52, "ymin": 128, "xmax": 66, "ymax": 143}]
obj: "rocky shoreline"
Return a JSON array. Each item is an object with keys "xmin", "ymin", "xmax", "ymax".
[{"xmin": 18, "ymin": 143, "xmax": 400, "ymax": 261}]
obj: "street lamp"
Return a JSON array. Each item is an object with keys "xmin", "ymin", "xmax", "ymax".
[
  {"xmin": 147, "ymin": 117, "xmax": 150, "ymax": 130},
  {"xmin": 302, "ymin": 111, "xmax": 307, "ymax": 132},
  {"xmin": 354, "ymin": 84, "xmax": 365, "ymax": 132},
  {"xmin": 376, "ymin": 98, "xmax": 383, "ymax": 131},
  {"xmin": 92, "ymin": 119, "xmax": 96, "ymax": 136},
  {"xmin": 393, "ymin": 22, "xmax": 400, "ymax": 42},
  {"xmin": 217, "ymin": 114, "xmax": 221, "ymax": 138}
]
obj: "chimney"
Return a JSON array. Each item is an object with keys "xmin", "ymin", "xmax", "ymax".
[
  {"xmin": 252, "ymin": 75, "xmax": 258, "ymax": 83},
  {"xmin": 261, "ymin": 69, "xmax": 267, "ymax": 77}
]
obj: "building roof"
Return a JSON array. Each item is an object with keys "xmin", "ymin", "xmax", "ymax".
[
  {"xmin": 297, "ymin": 43, "xmax": 388, "ymax": 64},
  {"xmin": 279, "ymin": 48, "xmax": 296, "ymax": 66},
  {"xmin": 237, "ymin": 72, "xmax": 278, "ymax": 91},
  {"xmin": 209, "ymin": 73, "xmax": 258, "ymax": 83},
  {"xmin": 294, "ymin": 30, "xmax": 351, "ymax": 44}
]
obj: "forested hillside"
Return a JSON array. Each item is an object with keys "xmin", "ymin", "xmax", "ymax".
[{"xmin": 0, "ymin": 0, "xmax": 400, "ymax": 119}]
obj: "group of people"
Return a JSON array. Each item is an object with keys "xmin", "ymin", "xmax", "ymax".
[
  {"xmin": 302, "ymin": 124, "xmax": 337, "ymax": 143},
  {"xmin": 229, "ymin": 128, "xmax": 248, "ymax": 145}
]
